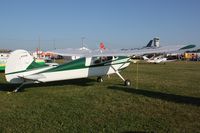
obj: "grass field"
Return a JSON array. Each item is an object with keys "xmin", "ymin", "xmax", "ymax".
[{"xmin": 0, "ymin": 61, "xmax": 200, "ymax": 132}]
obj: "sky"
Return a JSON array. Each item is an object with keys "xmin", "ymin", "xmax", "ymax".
[{"xmin": 0, "ymin": 0, "xmax": 200, "ymax": 50}]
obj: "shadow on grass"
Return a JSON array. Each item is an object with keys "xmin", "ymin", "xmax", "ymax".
[
  {"xmin": 108, "ymin": 86, "xmax": 200, "ymax": 107},
  {"xmin": 0, "ymin": 78, "xmax": 96, "ymax": 92}
]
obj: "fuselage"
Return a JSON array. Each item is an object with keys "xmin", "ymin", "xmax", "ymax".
[{"xmin": 6, "ymin": 56, "xmax": 130, "ymax": 83}]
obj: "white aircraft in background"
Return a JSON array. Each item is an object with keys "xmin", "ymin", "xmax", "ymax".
[
  {"xmin": 142, "ymin": 55, "xmax": 176, "ymax": 64},
  {"xmin": 5, "ymin": 44, "xmax": 195, "ymax": 92}
]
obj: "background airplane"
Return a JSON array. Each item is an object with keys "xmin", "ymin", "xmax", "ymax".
[{"xmin": 143, "ymin": 55, "xmax": 176, "ymax": 64}]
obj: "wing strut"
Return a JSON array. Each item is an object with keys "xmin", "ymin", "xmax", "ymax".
[
  {"xmin": 115, "ymin": 70, "xmax": 125, "ymax": 81},
  {"xmin": 13, "ymin": 81, "xmax": 33, "ymax": 92},
  {"xmin": 110, "ymin": 65, "xmax": 131, "ymax": 86}
]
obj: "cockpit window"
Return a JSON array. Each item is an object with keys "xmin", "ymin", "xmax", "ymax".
[
  {"xmin": 107, "ymin": 56, "xmax": 113, "ymax": 61},
  {"xmin": 93, "ymin": 56, "xmax": 113, "ymax": 64}
]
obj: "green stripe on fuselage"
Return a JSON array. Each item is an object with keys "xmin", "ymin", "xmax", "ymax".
[
  {"xmin": 42, "ymin": 57, "xmax": 86, "ymax": 73},
  {"xmin": 6, "ymin": 56, "xmax": 130, "ymax": 75},
  {"xmin": 42, "ymin": 56, "xmax": 130, "ymax": 73},
  {"xmin": 27, "ymin": 61, "xmax": 48, "ymax": 70}
]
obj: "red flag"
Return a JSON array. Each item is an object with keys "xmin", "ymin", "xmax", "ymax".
[{"xmin": 100, "ymin": 42, "xmax": 106, "ymax": 50}]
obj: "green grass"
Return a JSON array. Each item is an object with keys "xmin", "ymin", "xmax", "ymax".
[{"xmin": 0, "ymin": 61, "xmax": 200, "ymax": 132}]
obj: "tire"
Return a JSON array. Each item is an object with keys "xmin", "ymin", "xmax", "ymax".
[
  {"xmin": 124, "ymin": 79, "xmax": 131, "ymax": 86},
  {"xmin": 97, "ymin": 77, "xmax": 103, "ymax": 82}
]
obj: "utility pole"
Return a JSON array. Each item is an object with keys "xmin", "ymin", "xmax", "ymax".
[
  {"xmin": 53, "ymin": 39, "xmax": 56, "ymax": 50},
  {"xmin": 81, "ymin": 37, "xmax": 85, "ymax": 48},
  {"xmin": 37, "ymin": 36, "xmax": 41, "ymax": 58},
  {"xmin": 38, "ymin": 36, "xmax": 41, "ymax": 51}
]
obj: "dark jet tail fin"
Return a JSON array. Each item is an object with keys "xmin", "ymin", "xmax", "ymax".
[{"xmin": 146, "ymin": 40, "xmax": 153, "ymax": 47}]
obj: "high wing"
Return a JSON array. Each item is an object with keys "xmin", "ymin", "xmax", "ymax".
[
  {"xmin": 51, "ymin": 48, "xmax": 92, "ymax": 56},
  {"xmin": 51, "ymin": 44, "xmax": 196, "ymax": 57}
]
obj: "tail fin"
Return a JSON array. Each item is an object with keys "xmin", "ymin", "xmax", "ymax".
[
  {"xmin": 5, "ymin": 50, "xmax": 34, "ymax": 83},
  {"xmin": 146, "ymin": 40, "xmax": 153, "ymax": 47}
]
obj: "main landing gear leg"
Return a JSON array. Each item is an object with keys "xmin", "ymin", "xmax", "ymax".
[
  {"xmin": 13, "ymin": 83, "xmax": 25, "ymax": 92},
  {"xmin": 111, "ymin": 66, "xmax": 131, "ymax": 86},
  {"xmin": 13, "ymin": 82, "xmax": 31, "ymax": 92}
]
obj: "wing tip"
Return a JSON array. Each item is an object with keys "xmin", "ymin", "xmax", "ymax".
[{"xmin": 179, "ymin": 44, "xmax": 196, "ymax": 50}]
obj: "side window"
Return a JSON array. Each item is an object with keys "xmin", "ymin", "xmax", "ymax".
[
  {"xmin": 107, "ymin": 56, "xmax": 113, "ymax": 61},
  {"xmin": 93, "ymin": 56, "xmax": 113, "ymax": 64},
  {"xmin": 93, "ymin": 57, "xmax": 101, "ymax": 64}
]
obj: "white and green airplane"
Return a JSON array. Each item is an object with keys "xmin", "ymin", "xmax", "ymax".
[{"xmin": 5, "ymin": 44, "xmax": 195, "ymax": 92}]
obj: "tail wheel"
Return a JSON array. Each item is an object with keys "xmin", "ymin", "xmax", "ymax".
[
  {"xmin": 124, "ymin": 79, "xmax": 131, "ymax": 86},
  {"xmin": 97, "ymin": 77, "xmax": 103, "ymax": 82}
]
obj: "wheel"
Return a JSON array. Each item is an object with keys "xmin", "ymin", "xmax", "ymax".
[
  {"xmin": 124, "ymin": 79, "xmax": 131, "ymax": 86},
  {"xmin": 97, "ymin": 77, "xmax": 103, "ymax": 82}
]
